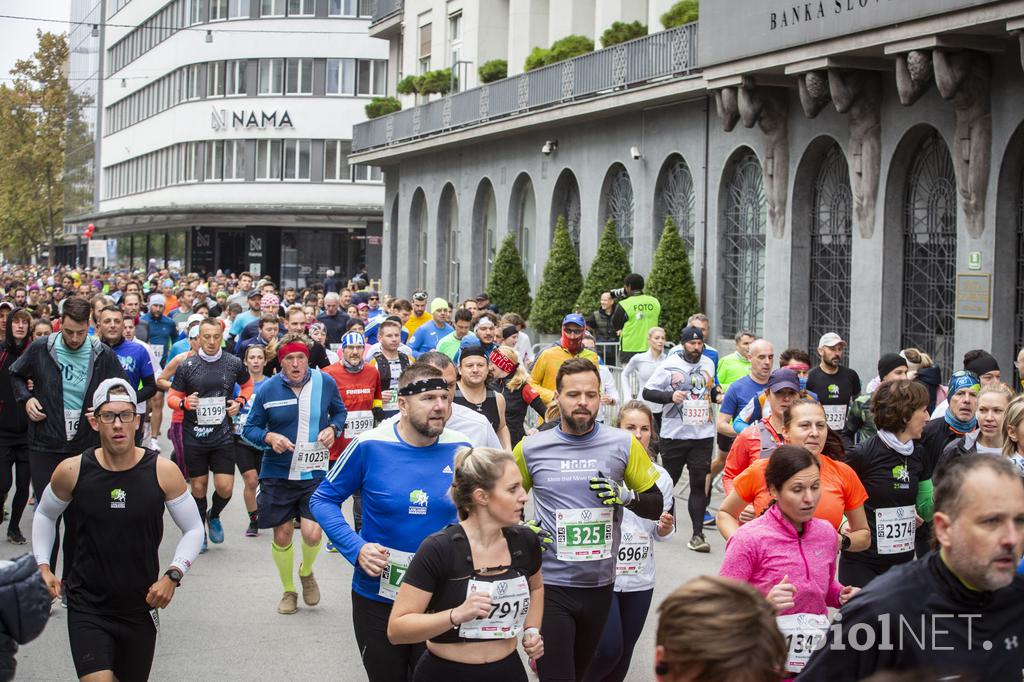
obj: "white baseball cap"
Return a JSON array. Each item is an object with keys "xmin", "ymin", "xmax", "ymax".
[
  {"xmin": 92, "ymin": 378, "xmax": 138, "ymax": 409},
  {"xmin": 149, "ymin": 294, "xmax": 166, "ymax": 307},
  {"xmin": 817, "ymin": 332, "xmax": 846, "ymax": 348}
]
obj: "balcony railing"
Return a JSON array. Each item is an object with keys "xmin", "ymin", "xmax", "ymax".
[
  {"xmin": 370, "ymin": 0, "xmax": 402, "ymax": 25},
  {"xmin": 352, "ymin": 22, "xmax": 699, "ymax": 153}
]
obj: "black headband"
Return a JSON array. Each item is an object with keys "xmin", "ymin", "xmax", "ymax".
[{"xmin": 398, "ymin": 377, "xmax": 449, "ymax": 396}]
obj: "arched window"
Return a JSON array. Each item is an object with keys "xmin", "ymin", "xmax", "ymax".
[
  {"xmin": 602, "ymin": 164, "xmax": 634, "ymax": 260},
  {"xmin": 808, "ymin": 143, "xmax": 852, "ymax": 358},
  {"xmin": 551, "ymin": 169, "xmax": 582, "ymax": 254},
  {"xmin": 901, "ymin": 131, "xmax": 957, "ymax": 373},
  {"xmin": 654, "ymin": 155, "xmax": 696, "ymax": 253},
  {"xmin": 720, "ymin": 150, "xmax": 766, "ymax": 336}
]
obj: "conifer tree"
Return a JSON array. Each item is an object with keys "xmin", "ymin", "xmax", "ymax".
[
  {"xmin": 575, "ymin": 219, "xmax": 631, "ymax": 317},
  {"xmin": 531, "ymin": 216, "xmax": 584, "ymax": 333},
  {"xmin": 485, "ymin": 233, "xmax": 532, "ymax": 319},
  {"xmin": 647, "ymin": 216, "xmax": 700, "ymax": 339}
]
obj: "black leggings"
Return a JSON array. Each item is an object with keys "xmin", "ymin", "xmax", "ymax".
[
  {"xmin": 413, "ymin": 650, "xmax": 527, "ymax": 682},
  {"xmin": 536, "ymin": 584, "xmax": 614, "ymax": 682},
  {"xmin": 582, "ymin": 589, "xmax": 654, "ymax": 682},
  {"xmin": 660, "ymin": 437, "xmax": 714, "ymax": 536},
  {"xmin": 0, "ymin": 445, "xmax": 30, "ymax": 531},
  {"xmin": 30, "ymin": 449, "xmax": 76, "ymax": 577},
  {"xmin": 352, "ymin": 591, "xmax": 425, "ymax": 682}
]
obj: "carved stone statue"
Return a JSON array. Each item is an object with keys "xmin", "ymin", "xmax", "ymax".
[
  {"xmin": 738, "ymin": 85, "xmax": 790, "ymax": 238},
  {"xmin": 933, "ymin": 49, "xmax": 991, "ymax": 238},
  {"xmin": 715, "ymin": 87, "xmax": 740, "ymax": 132},
  {"xmin": 829, "ymin": 70, "xmax": 882, "ymax": 238},
  {"xmin": 798, "ymin": 71, "xmax": 831, "ymax": 118},
  {"xmin": 895, "ymin": 50, "xmax": 933, "ymax": 105}
]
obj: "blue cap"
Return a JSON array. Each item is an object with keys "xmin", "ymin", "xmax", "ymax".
[
  {"xmin": 341, "ymin": 332, "xmax": 365, "ymax": 348},
  {"xmin": 562, "ymin": 313, "xmax": 585, "ymax": 328}
]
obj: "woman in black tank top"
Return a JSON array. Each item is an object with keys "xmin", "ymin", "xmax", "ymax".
[{"xmin": 389, "ymin": 447, "xmax": 545, "ymax": 681}]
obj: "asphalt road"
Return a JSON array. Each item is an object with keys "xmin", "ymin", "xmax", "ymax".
[{"xmin": 11, "ymin": 425, "xmax": 726, "ymax": 681}]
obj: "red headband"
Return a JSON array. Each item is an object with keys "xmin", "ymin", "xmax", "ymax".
[
  {"xmin": 489, "ymin": 349, "xmax": 518, "ymax": 374},
  {"xmin": 278, "ymin": 342, "xmax": 310, "ymax": 361}
]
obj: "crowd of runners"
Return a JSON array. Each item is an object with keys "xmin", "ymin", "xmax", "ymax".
[{"xmin": 0, "ymin": 264, "xmax": 1022, "ymax": 682}]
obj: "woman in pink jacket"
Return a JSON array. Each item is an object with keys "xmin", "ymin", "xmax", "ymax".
[{"xmin": 719, "ymin": 445, "xmax": 859, "ymax": 677}]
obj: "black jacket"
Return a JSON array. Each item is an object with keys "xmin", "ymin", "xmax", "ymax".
[
  {"xmin": 0, "ymin": 311, "xmax": 30, "ymax": 447},
  {"xmin": 586, "ymin": 308, "xmax": 617, "ymax": 342},
  {"xmin": 920, "ymin": 416, "xmax": 959, "ymax": 481},
  {"xmin": 802, "ymin": 551, "xmax": 1024, "ymax": 681},
  {"xmin": 9, "ymin": 334, "xmax": 127, "ymax": 455},
  {"xmin": 0, "ymin": 554, "xmax": 52, "ymax": 682}
]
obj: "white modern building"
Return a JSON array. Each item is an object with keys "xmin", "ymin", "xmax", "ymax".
[{"xmin": 64, "ymin": 0, "xmax": 388, "ymax": 287}]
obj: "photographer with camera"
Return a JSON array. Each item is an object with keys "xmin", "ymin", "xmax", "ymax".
[{"xmin": 611, "ymin": 274, "xmax": 661, "ymax": 366}]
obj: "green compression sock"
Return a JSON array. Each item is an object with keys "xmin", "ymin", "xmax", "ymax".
[
  {"xmin": 272, "ymin": 542, "xmax": 296, "ymax": 592},
  {"xmin": 299, "ymin": 537, "xmax": 323, "ymax": 577}
]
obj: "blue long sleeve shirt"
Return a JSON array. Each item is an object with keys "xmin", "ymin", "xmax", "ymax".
[
  {"xmin": 407, "ymin": 321, "xmax": 453, "ymax": 357},
  {"xmin": 310, "ymin": 423, "xmax": 471, "ymax": 602},
  {"xmin": 242, "ymin": 370, "xmax": 347, "ymax": 481}
]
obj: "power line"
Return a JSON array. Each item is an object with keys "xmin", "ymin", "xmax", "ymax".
[{"xmin": 0, "ymin": 12, "xmax": 371, "ymax": 37}]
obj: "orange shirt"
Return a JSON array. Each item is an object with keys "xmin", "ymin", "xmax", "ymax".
[
  {"xmin": 731, "ymin": 454, "xmax": 868, "ymax": 530},
  {"xmin": 722, "ymin": 419, "xmax": 783, "ymax": 494}
]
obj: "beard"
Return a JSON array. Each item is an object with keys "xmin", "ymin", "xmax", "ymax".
[
  {"xmin": 409, "ymin": 410, "xmax": 445, "ymax": 438},
  {"xmin": 945, "ymin": 541, "xmax": 1018, "ymax": 591},
  {"xmin": 562, "ymin": 409, "xmax": 597, "ymax": 435},
  {"xmin": 683, "ymin": 349, "xmax": 702, "ymax": 364}
]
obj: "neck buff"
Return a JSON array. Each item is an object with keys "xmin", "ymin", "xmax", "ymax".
[
  {"xmin": 343, "ymin": 355, "xmax": 365, "ymax": 373},
  {"xmin": 561, "ymin": 329, "xmax": 583, "ymax": 355},
  {"xmin": 944, "ymin": 371, "xmax": 980, "ymax": 435},
  {"xmin": 877, "ymin": 430, "xmax": 915, "ymax": 456},
  {"xmin": 284, "ymin": 367, "xmax": 312, "ymax": 388},
  {"xmin": 198, "ymin": 348, "xmax": 223, "ymax": 363}
]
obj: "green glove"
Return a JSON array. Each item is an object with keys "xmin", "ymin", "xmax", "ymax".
[
  {"xmin": 589, "ymin": 471, "xmax": 633, "ymax": 507},
  {"xmin": 520, "ymin": 519, "xmax": 553, "ymax": 551}
]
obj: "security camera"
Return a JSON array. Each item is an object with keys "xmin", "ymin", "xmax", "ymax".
[
  {"xmin": 630, "ymin": 146, "xmax": 642, "ymax": 160},
  {"xmin": 541, "ymin": 140, "xmax": 558, "ymax": 155}
]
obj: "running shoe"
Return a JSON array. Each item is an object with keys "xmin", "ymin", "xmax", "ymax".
[
  {"xmin": 200, "ymin": 536, "xmax": 209, "ymax": 554},
  {"xmin": 6, "ymin": 528, "xmax": 26, "ymax": 544},
  {"xmin": 278, "ymin": 591, "xmax": 299, "ymax": 615},
  {"xmin": 703, "ymin": 512, "xmax": 716, "ymax": 527},
  {"xmin": 245, "ymin": 520, "xmax": 259, "ymax": 537},
  {"xmin": 299, "ymin": 570, "xmax": 320, "ymax": 606},
  {"xmin": 148, "ymin": 437, "xmax": 160, "ymax": 451},
  {"xmin": 208, "ymin": 518, "xmax": 225, "ymax": 543},
  {"xmin": 687, "ymin": 533, "xmax": 711, "ymax": 553},
  {"xmin": 325, "ymin": 541, "xmax": 338, "ymax": 553}
]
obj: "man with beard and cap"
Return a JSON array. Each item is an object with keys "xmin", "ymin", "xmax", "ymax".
[
  {"xmin": 514, "ymin": 358, "xmax": 664, "ymax": 681},
  {"xmin": 323, "ymin": 332, "xmax": 382, "ymax": 536},
  {"xmin": 931, "ymin": 349, "xmax": 1001, "ymax": 418},
  {"xmin": 529, "ymin": 313, "xmax": 600, "ymax": 404},
  {"xmin": 311, "ymin": 363, "xmax": 471, "ymax": 681},
  {"xmin": 841, "ymin": 353, "xmax": 910, "ymax": 449},
  {"xmin": 801, "ymin": 454, "xmax": 1024, "ymax": 681},
  {"xmin": 805, "ymin": 332, "xmax": 861, "ymax": 432},
  {"xmin": 643, "ymin": 325, "xmax": 719, "ymax": 553},
  {"xmin": 916, "ymin": 369, "xmax": 981, "ymax": 557}
]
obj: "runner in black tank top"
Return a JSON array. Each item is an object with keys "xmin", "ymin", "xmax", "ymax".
[
  {"xmin": 32, "ymin": 378, "xmax": 205, "ymax": 681},
  {"xmin": 456, "ymin": 346, "xmax": 511, "ymax": 448}
]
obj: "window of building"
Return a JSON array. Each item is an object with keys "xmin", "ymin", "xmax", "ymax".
[
  {"xmin": 328, "ymin": 0, "xmax": 357, "ymax": 16},
  {"xmin": 448, "ymin": 12, "xmax": 462, "ymax": 70},
  {"xmin": 256, "ymin": 139, "xmax": 283, "ymax": 179},
  {"xmin": 207, "ymin": 61, "xmax": 225, "ymax": 96},
  {"xmin": 287, "ymin": 0, "xmax": 315, "ymax": 16},
  {"xmin": 209, "ymin": 0, "xmax": 228, "ymax": 21},
  {"xmin": 226, "ymin": 59, "xmax": 246, "ymax": 95},
  {"xmin": 326, "ymin": 58, "xmax": 356, "ymax": 95},
  {"xmin": 228, "ymin": 0, "xmax": 248, "ymax": 19},
  {"xmin": 189, "ymin": 0, "xmax": 204, "ymax": 25},
  {"xmin": 224, "ymin": 139, "xmax": 246, "ymax": 179},
  {"xmin": 324, "ymin": 139, "xmax": 351, "ymax": 180},
  {"xmin": 186, "ymin": 63, "xmax": 203, "ymax": 100},
  {"xmin": 357, "ymin": 60, "xmax": 386, "ymax": 96},
  {"xmin": 258, "ymin": 58, "xmax": 284, "ymax": 95},
  {"xmin": 205, "ymin": 140, "xmax": 224, "ymax": 180},
  {"xmin": 358, "ymin": 0, "xmax": 372, "ymax": 15},
  {"xmin": 183, "ymin": 142, "xmax": 200, "ymax": 182},
  {"xmin": 283, "ymin": 140, "xmax": 311, "ymax": 180},
  {"xmin": 351, "ymin": 164, "xmax": 382, "ymax": 182},
  {"xmin": 260, "ymin": 0, "xmax": 286, "ymax": 17},
  {"xmin": 285, "ymin": 58, "xmax": 313, "ymax": 95},
  {"xmin": 419, "ymin": 22, "xmax": 432, "ymax": 74}
]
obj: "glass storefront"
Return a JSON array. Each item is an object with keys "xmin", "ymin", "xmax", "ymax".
[{"xmin": 280, "ymin": 228, "xmax": 366, "ymax": 289}]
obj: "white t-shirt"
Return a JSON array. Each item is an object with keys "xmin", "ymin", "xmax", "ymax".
[
  {"xmin": 643, "ymin": 353, "xmax": 717, "ymax": 440},
  {"xmin": 614, "ymin": 464, "xmax": 674, "ymax": 593},
  {"xmin": 383, "ymin": 403, "xmax": 501, "ymax": 449}
]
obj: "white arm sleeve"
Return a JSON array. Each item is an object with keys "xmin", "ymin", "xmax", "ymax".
[
  {"xmin": 165, "ymin": 490, "xmax": 204, "ymax": 574},
  {"xmin": 32, "ymin": 485, "xmax": 70, "ymax": 566}
]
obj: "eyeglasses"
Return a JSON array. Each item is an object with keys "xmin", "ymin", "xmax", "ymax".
[
  {"xmin": 369, "ymin": 296, "xmax": 379, "ymax": 301},
  {"xmin": 96, "ymin": 411, "xmax": 136, "ymax": 424}
]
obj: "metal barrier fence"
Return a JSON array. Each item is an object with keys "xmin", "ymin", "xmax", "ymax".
[
  {"xmin": 352, "ymin": 22, "xmax": 700, "ymax": 152},
  {"xmin": 369, "ymin": 0, "xmax": 402, "ymax": 24}
]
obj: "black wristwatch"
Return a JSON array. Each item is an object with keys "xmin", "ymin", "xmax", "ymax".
[
  {"xmin": 841, "ymin": 534, "xmax": 852, "ymax": 551},
  {"xmin": 165, "ymin": 568, "xmax": 183, "ymax": 585}
]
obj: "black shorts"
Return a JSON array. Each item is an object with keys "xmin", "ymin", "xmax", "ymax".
[
  {"xmin": 234, "ymin": 439, "xmax": 262, "ymax": 475},
  {"xmin": 67, "ymin": 608, "xmax": 157, "ymax": 680},
  {"xmin": 185, "ymin": 442, "xmax": 235, "ymax": 476},
  {"xmin": 257, "ymin": 478, "xmax": 320, "ymax": 529}
]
